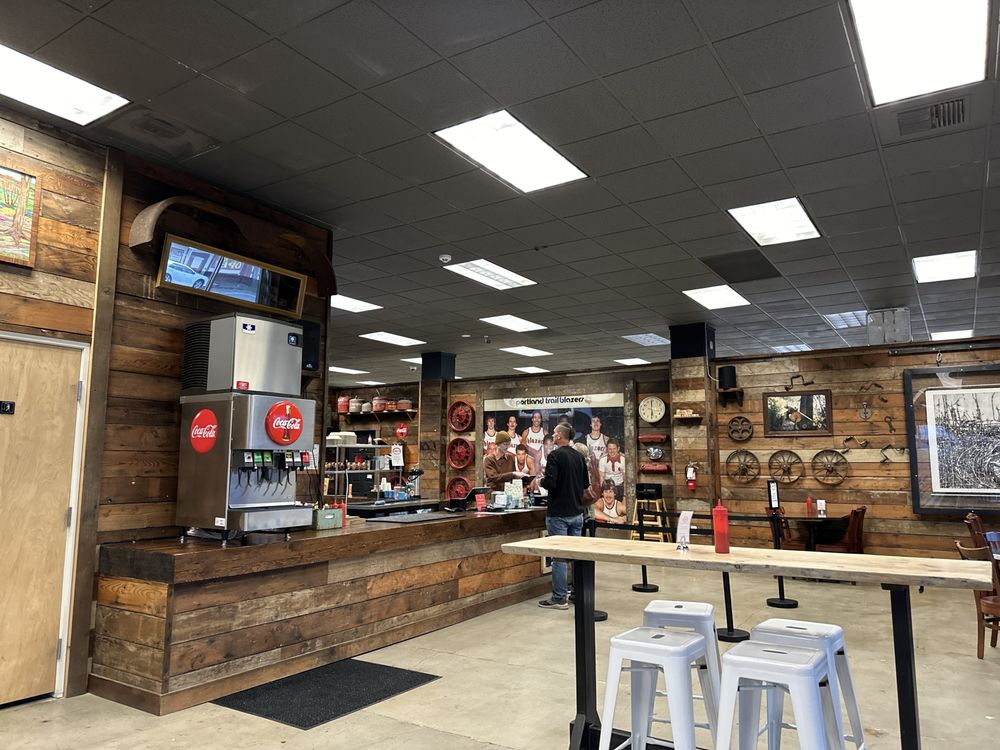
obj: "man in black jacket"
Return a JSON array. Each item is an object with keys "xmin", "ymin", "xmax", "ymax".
[{"xmin": 532, "ymin": 423, "xmax": 588, "ymax": 609}]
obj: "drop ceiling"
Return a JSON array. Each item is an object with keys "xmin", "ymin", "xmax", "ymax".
[{"xmin": 4, "ymin": 0, "xmax": 1000, "ymax": 386}]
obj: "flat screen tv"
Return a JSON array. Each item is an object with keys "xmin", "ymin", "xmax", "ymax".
[{"xmin": 156, "ymin": 234, "xmax": 307, "ymax": 318}]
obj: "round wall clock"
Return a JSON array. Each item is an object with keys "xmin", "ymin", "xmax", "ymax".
[{"xmin": 638, "ymin": 396, "xmax": 666, "ymax": 424}]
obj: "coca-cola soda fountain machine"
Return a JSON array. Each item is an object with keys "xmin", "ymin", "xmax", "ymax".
[{"xmin": 175, "ymin": 313, "xmax": 316, "ymax": 533}]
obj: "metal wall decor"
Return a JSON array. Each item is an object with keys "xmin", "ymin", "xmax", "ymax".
[
  {"xmin": 858, "ymin": 402, "xmax": 872, "ymax": 421},
  {"xmin": 445, "ymin": 476, "xmax": 472, "ymax": 499},
  {"xmin": 447, "ymin": 400, "xmax": 475, "ymax": 432},
  {"xmin": 885, "ymin": 415, "xmax": 897, "ymax": 433},
  {"xmin": 726, "ymin": 450, "xmax": 760, "ymax": 482},
  {"xmin": 859, "ymin": 381, "xmax": 888, "ymax": 402},
  {"xmin": 645, "ymin": 446, "xmax": 664, "ymax": 460},
  {"xmin": 812, "ymin": 450, "xmax": 849, "ymax": 485},
  {"xmin": 784, "ymin": 374, "xmax": 815, "ymax": 392},
  {"xmin": 727, "ymin": 416, "xmax": 753, "ymax": 441},
  {"xmin": 840, "ymin": 435, "xmax": 869, "ymax": 453},
  {"xmin": 880, "ymin": 444, "xmax": 907, "ymax": 464},
  {"xmin": 769, "ymin": 450, "xmax": 804, "ymax": 483},
  {"xmin": 446, "ymin": 437, "xmax": 474, "ymax": 469}
]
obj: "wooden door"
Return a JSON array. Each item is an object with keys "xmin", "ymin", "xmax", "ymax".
[{"xmin": 0, "ymin": 338, "xmax": 82, "ymax": 705}]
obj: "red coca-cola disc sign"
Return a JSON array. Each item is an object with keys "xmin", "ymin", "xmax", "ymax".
[
  {"xmin": 395, "ymin": 423, "xmax": 408, "ymax": 439},
  {"xmin": 265, "ymin": 401, "xmax": 304, "ymax": 445},
  {"xmin": 190, "ymin": 409, "xmax": 219, "ymax": 453}
]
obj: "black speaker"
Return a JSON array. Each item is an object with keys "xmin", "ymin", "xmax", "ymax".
[
  {"xmin": 718, "ymin": 365, "xmax": 737, "ymax": 389},
  {"xmin": 669, "ymin": 322, "xmax": 716, "ymax": 359},
  {"xmin": 299, "ymin": 319, "xmax": 321, "ymax": 371}
]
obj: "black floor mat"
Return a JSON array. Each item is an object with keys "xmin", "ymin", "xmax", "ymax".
[{"xmin": 212, "ymin": 658, "xmax": 440, "ymax": 729}]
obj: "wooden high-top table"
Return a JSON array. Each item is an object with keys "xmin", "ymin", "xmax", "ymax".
[{"xmin": 502, "ymin": 537, "xmax": 993, "ymax": 750}]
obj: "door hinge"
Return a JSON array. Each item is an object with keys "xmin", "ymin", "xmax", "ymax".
[
  {"xmin": 66, "ymin": 506, "xmax": 73, "ymax": 528},
  {"xmin": 76, "ymin": 381, "xmax": 83, "ymax": 402},
  {"xmin": 56, "ymin": 638, "xmax": 64, "ymax": 661}
]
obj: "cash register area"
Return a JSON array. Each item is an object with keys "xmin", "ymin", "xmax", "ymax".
[{"xmin": 3, "ymin": 562, "xmax": 995, "ymax": 750}]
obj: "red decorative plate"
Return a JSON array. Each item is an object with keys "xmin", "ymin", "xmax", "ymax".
[
  {"xmin": 447, "ymin": 400, "xmax": 475, "ymax": 432},
  {"xmin": 446, "ymin": 437, "xmax": 474, "ymax": 469}
]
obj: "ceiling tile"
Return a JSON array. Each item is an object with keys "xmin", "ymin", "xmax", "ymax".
[
  {"xmin": 364, "ymin": 187, "xmax": 455, "ymax": 223},
  {"xmin": 815, "ymin": 206, "xmax": 898, "ymax": 236},
  {"xmin": 508, "ymin": 219, "xmax": 584, "ymax": 246},
  {"xmin": 414, "ymin": 211, "xmax": 495, "ymax": 242},
  {"xmin": 318, "ymin": 203, "xmax": 400, "ymax": 234},
  {"xmin": 236, "ymin": 121, "xmax": 351, "ymax": 172},
  {"xmin": 801, "ymin": 181, "xmax": 891, "ymax": 218},
  {"xmin": 365, "ymin": 135, "xmax": 475, "ymax": 185},
  {"xmin": 217, "ymin": 0, "xmax": 350, "ymax": 34},
  {"xmin": 745, "ymin": 66, "xmax": 867, "ymax": 134},
  {"xmin": 511, "ymin": 81, "xmax": 635, "ymax": 145},
  {"xmin": 620, "ymin": 244, "xmax": 689, "ymax": 266},
  {"xmin": 296, "ymin": 95, "xmax": 420, "ymax": 154},
  {"xmin": 251, "ymin": 172, "xmax": 351, "ymax": 213},
  {"xmin": 769, "ymin": 113, "xmax": 876, "ymax": 168},
  {"xmin": 632, "ymin": 189, "xmax": 717, "ymax": 224},
  {"xmin": 368, "ymin": 61, "xmax": 499, "ymax": 131},
  {"xmin": 151, "ymin": 76, "xmax": 282, "ymax": 141},
  {"xmin": 541, "ymin": 238, "xmax": 615, "ymax": 262},
  {"xmin": 646, "ymin": 98, "xmax": 761, "ymax": 157},
  {"xmin": 704, "ymin": 171, "xmax": 795, "ymax": 209},
  {"xmin": 681, "ymin": 233, "xmax": 758, "ymax": 258},
  {"xmin": 308, "ymin": 158, "xmax": 408, "ymax": 201},
  {"xmin": 677, "ymin": 138, "xmax": 779, "ymax": 185},
  {"xmin": 422, "ymin": 170, "xmax": 519, "ymax": 208},
  {"xmin": 281, "ymin": 0, "xmax": 436, "ymax": 88},
  {"xmin": 659, "ymin": 212, "xmax": 739, "ymax": 243},
  {"xmin": 94, "ymin": 106, "xmax": 219, "ymax": 161},
  {"xmin": 529, "ymin": 180, "xmax": 620, "ymax": 217},
  {"xmin": 787, "ymin": 151, "xmax": 885, "ymax": 194},
  {"xmin": 0, "ymin": 0, "xmax": 81, "ymax": 52},
  {"xmin": 892, "ymin": 163, "xmax": 985, "ymax": 203},
  {"xmin": 551, "ymin": 0, "xmax": 701, "ymax": 76},
  {"xmin": 378, "ymin": 0, "xmax": 540, "ymax": 56},
  {"xmin": 365, "ymin": 224, "xmax": 439, "ymax": 252},
  {"xmin": 883, "ymin": 128, "xmax": 987, "ymax": 178},
  {"xmin": 452, "ymin": 24, "xmax": 590, "ymax": 104},
  {"xmin": 467, "ymin": 197, "xmax": 554, "ymax": 229},
  {"xmin": 565, "ymin": 205, "xmax": 646, "ymax": 236},
  {"xmin": 597, "ymin": 160, "xmax": 695, "ymax": 202},
  {"xmin": 703, "ymin": 249, "xmax": 781, "ymax": 283},
  {"xmin": 183, "ymin": 143, "xmax": 293, "ymax": 191},
  {"xmin": 597, "ymin": 226, "xmax": 668, "ymax": 253}
]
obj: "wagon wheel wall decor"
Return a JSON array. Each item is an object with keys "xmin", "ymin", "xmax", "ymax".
[
  {"xmin": 447, "ymin": 400, "xmax": 475, "ymax": 432},
  {"xmin": 726, "ymin": 450, "xmax": 760, "ymax": 483},
  {"xmin": 446, "ymin": 437, "xmax": 474, "ymax": 469},
  {"xmin": 445, "ymin": 476, "xmax": 472, "ymax": 499},
  {"xmin": 768, "ymin": 450, "xmax": 804, "ymax": 483},
  {"xmin": 727, "ymin": 416, "xmax": 753, "ymax": 442},
  {"xmin": 811, "ymin": 449, "xmax": 849, "ymax": 485}
]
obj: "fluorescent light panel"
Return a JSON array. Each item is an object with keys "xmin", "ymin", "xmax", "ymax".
[
  {"xmin": 850, "ymin": 0, "xmax": 988, "ymax": 105},
  {"xmin": 400, "ymin": 357, "xmax": 423, "ymax": 365},
  {"xmin": 912, "ymin": 250, "xmax": 977, "ymax": 283},
  {"xmin": 356, "ymin": 380, "xmax": 385, "ymax": 386},
  {"xmin": 514, "ymin": 366, "xmax": 549, "ymax": 374},
  {"xmin": 683, "ymin": 284, "xmax": 751, "ymax": 310},
  {"xmin": 500, "ymin": 346, "xmax": 552, "ymax": 357},
  {"xmin": 329, "ymin": 294, "xmax": 382, "ymax": 312},
  {"xmin": 773, "ymin": 344, "xmax": 812, "ymax": 353},
  {"xmin": 444, "ymin": 258, "xmax": 536, "ymax": 290},
  {"xmin": 359, "ymin": 331, "xmax": 426, "ymax": 347},
  {"xmin": 480, "ymin": 314, "xmax": 546, "ymax": 332},
  {"xmin": 931, "ymin": 330, "xmax": 973, "ymax": 341},
  {"xmin": 0, "ymin": 44, "xmax": 129, "ymax": 125},
  {"xmin": 823, "ymin": 310, "xmax": 868, "ymax": 329},
  {"xmin": 623, "ymin": 333, "xmax": 670, "ymax": 346},
  {"xmin": 435, "ymin": 110, "xmax": 586, "ymax": 192},
  {"xmin": 728, "ymin": 197, "xmax": 819, "ymax": 246},
  {"xmin": 615, "ymin": 358, "xmax": 651, "ymax": 366},
  {"xmin": 329, "ymin": 365, "xmax": 369, "ymax": 374}
]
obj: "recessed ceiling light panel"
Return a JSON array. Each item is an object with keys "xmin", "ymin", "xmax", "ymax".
[
  {"xmin": 615, "ymin": 358, "xmax": 651, "ymax": 366},
  {"xmin": 728, "ymin": 198, "xmax": 820, "ymax": 246},
  {"xmin": 772, "ymin": 344, "xmax": 812, "ymax": 353},
  {"xmin": 359, "ymin": 331, "xmax": 426, "ymax": 347},
  {"xmin": 500, "ymin": 346, "xmax": 552, "ymax": 357},
  {"xmin": 480, "ymin": 314, "xmax": 546, "ymax": 332},
  {"xmin": 356, "ymin": 380, "xmax": 386, "ymax": 386},
  {"xmin": 445, "ymin": 258, "xmax": 536, "ymax": 290},
  {"xmin": 330, "ymin": 294, "xmax": 383, "ymax": 312},
  {"xmin": 822, "ymin": 310, "xmax": 868, "ymax": 329},
  {"xmin": 850, "ymin": 0, "xmax": 988, "ymax": 105},
  {"xmin": 514, "ymin": 366, "xmax": 549, "ymax": 374},
  {"xmin": 400, "ymin": 357, "xmax": 423, "ymax": 365},
  {"xmin": 930, "ymin": 329, "xmax": 973, "ymax": 341},
  {"xmin": 329, "ymin": 366, "xmax": 369, "ymax": 374},
  {"xmin": 622, "ymin": 333, "xmax": 670, "ymax": 346},
  {"xmin": 682, "ymin": 284, "xmax": 751, "ymax": 310},
  {"xmin": 912, "ymin": 250, "xmax": 977, "ymax": 283},
  {"xmin": 435, "ymin": 110, "xmax": 586, "ymax": 192},
  {"xmin": 0, "ymin": 43, "xmax": 129, "ymax": 125}
]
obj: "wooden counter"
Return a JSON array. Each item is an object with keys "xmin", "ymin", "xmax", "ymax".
[{"xmin": 90, "ymin": 510, "xmax": 548, "ymax": 714}]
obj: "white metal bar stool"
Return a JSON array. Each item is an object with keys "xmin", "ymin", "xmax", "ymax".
[
  {"xmin": 599, "ymin": 627, "xmax": 714, "ymax": 750},
  {"xmin": 751, "ymin": 618, "xmax": 866, "ymax": 749},
  {"xmin": 643, "ymin": 599, "xmax": 723, "ymax": 723},
  {"xmin": 715, "ymin": 640, "xmax": 844, "ymax": 750}
]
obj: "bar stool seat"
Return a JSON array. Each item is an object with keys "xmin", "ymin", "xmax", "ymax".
[
  {"xmin": 751, "ymin": 618, "xmax": 866, "ymax": 749},
  {"xmin": 715, "ymin": 640, "xmax": 844, "ymax": 750},
  {"xmin": 599, "ymin": 627, "xmax": 714, "ymax": 750}
]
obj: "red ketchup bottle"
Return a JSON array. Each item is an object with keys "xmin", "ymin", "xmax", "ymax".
[
  {"xmin": 713, "ymin": 499, "xmax": 730, "ymax": 554},
  {"xmin": 805, "ymin": 496, "xmax": 813, "ymax": 517}
]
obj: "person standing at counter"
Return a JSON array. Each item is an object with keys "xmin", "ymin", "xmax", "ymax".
[
  {"xmin": 532, "ymin": 423, "xmax": 588, "ymax": 610},
  {"xmin": 484, "ymin": 431, "xmax": 520, "ymax": 491}
]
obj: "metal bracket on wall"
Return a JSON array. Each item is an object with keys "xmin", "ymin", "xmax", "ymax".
[
  {"xmin": 880, "ymin": 444, "xmax": 907, "ymax": 463},
  {"xmin": 885, "ymin": 415, "xmax": 897, "ymax": 433},
  {"xmin": 840, "ymin": 435, "xmax": 869, "ymax": 453},
  {"xmin": 784, "ymin": 374, "xmax": 815, "ymax": 392},
  {"xmin": 859, "ymin": 381, "xmax": 888, "ymax": 402}
]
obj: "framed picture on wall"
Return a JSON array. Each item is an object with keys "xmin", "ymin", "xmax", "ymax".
[
  {"xmin": 762, "ymin": 390, "xmax": 833, "ymax": 436},
  {"xmin": 0, "ymin": 165, "xmax": 40, "ymax": 269}
]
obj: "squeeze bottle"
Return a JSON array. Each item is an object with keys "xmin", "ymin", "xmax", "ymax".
[
  {"xmin": 713, "ymin": 499, "xmax": 730, "ymax": 554},
  {"xmin": 805, "ymin": 496, "xmax": 813, "ymax": 517}
]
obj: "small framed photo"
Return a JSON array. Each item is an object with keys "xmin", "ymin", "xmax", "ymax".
[
  {"xmin": 763, "ymin": 390, "xmax": 833, "ymax": 437},
  {"xmin": 0, "ymin": 165, "xmax": 40, "ymax": 269}
]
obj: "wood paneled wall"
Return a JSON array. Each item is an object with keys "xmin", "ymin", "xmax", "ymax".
[
  {"xmin": 0, "ymin": 111, "xmax": 105, "ymax": 340},
  {"xmin": 714, "ymin": 346, "xmax": 1000, "ymax": 557},
  {"xmin": 96, "ymin": 155, "xmax": 330, "ymax": 544}
]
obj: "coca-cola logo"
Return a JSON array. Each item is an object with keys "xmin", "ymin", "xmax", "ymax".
[
  {"xmin": 190, "ymin": 409, "xmax": 219, "ymax": 453},
  {"xmin": 265, "ymin": 401, "xmax": 304, "ymax": 445}
]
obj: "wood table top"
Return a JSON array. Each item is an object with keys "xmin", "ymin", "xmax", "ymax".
[{"xmin": 501, "ymin": 536, "xmax": 993, "ymax": 590}]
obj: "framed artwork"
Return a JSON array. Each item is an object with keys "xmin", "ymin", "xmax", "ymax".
[
  {"xmin": 0, "ymin": 165, "xmax": 40, "ymax": 268},
  {"xmin": 762, "ymin": 390, "xmax": 833, "ymax": 436},
  {"xmin": 904, "ymin": 365, "xmax": 1000, "ymax": 515}
]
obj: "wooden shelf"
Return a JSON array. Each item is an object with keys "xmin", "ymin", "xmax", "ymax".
[{"xmin": 340, "ymin": 409, "xmax": 418, "ymax": 421}]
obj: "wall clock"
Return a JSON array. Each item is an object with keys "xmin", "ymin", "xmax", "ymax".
[{"xmin": 638, "ymin": 396, "xmax": 666, "ymax": 424}]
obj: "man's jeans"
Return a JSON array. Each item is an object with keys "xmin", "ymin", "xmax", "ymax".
[{"xmin": 546, "ymin": 513, "xmax": 584, "ymax": 601}]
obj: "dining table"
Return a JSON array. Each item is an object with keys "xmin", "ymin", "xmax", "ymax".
[{"xmin": 501, "ymin": 536, "xmax": 993, "ymax": 750}]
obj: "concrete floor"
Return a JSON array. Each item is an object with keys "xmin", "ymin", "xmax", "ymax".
[{"xmin": 2, "ymin": 562, "xmax": 997, "ymax": 748}]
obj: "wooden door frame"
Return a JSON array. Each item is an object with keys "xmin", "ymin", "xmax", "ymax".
[{"xmin": 0, "ymin": 330, "xmax": 90, "ymax": 698}]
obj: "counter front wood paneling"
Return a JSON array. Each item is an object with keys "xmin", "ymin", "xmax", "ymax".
[{"xmin": 89, "ymin": 511, "xmax": 548, "ymax": 714}]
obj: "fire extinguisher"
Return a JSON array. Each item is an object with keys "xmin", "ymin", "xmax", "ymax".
[{"xmin": 685, "ymin": 462, "xmax": 697, "ymax": 491}]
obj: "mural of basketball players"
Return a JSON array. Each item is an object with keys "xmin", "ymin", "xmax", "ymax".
[
  {"xmin": 521, "ymin": 410, "xmax": 545, "ymax": 463},
  {"xmin": 599, "ymin": 438, "xmax": 625, "ymax": 500},
  {"xmin": 513, "ymin": 443, "xmax": 535, "ymax": 476},
  {"xmin": 506, "ymin": 415, "xmax": 521, "ymax": 455},
  {"xmin": 594, "ymin": 480, "xmax": 626, "ymax": 524},
  {"xmin": 586, "ymin": 415, "xmax": 608, "ymax": 461},
  {"xmin": 483, "ymin": 415, "xmax": 497, "ymax": 456}
]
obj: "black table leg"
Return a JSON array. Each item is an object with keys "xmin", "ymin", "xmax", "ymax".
[
  {"xmin": 882, "ymin": 583, "xmax": 921, "ymax": 749},
  {"xmin": 570, "ymin": 559, "xmax": 599, "ymax": 749},
  {"xmin": 716, "ymin": 571, "xmax": 750, "ymax": 643},
  {"xmin": 767, "ymin": 513, "xmax": 798, "ymax": 609}
]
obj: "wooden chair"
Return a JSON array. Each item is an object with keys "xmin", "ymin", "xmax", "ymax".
[
  {"xmin": 763, "ymin": 505, "xmax": 806, "ymax": 550},
  {"xmin": 965, "ymin": 512, "xmax": 988, "ymax": 548},
  {"xmin": 815, "ymin": 506, "xmax": 867, "ymax": 554},
  {"xmin": 955, "ymin": 541, "xmax": 1000, "ymax": 659}
]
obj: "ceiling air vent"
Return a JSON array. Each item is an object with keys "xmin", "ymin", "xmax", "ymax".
[
  {"xmin": 897, "ymin": 97, "xmax": 966, "ymax": 136},
  {"xmin": 867, "ymin": 307, "xmax": 911, "ymax": 346}
]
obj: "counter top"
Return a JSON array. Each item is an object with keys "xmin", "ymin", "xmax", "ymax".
[{"xmin": 100, "ymin": 508, "xmax": 546, "ymax": 585}]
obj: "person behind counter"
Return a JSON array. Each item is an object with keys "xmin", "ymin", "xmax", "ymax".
[{"xmin": 484, "ymin": 431, "xmax": 530, "ymax": 491}]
